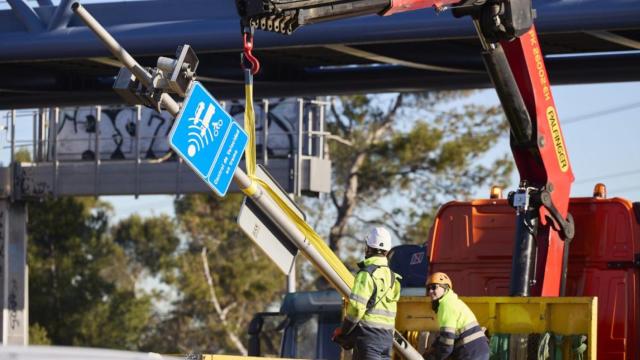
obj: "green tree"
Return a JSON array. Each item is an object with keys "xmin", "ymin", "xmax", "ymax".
[
  {"xmin": 110, "ymin": 214, "xmax": 180, "ymax": 287},
  {"xmin": 14, "ymin": 148, "xmax": 31, "ymax": 162},
  {"xmin": 143, "ymin": 193, "xmax": 284, "ymax": 355},
  {"xmin": 309, "ymin": 91, "xmax": 512, "ymax": 255},
  {"xmin": 28, "ymin": 197, "xmax": 154, "ymax": 349}
]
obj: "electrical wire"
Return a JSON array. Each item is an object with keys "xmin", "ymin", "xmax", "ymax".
[
  {"xmin": 610, "ymin": 185, "xmax": 640, "ymax": 196},
  {"xmin": 575, "ymin": 169, "xmax": 640, "ymax": 185},
  {"xmin": 562, "ymin": 101, "xmax": 640, "ymax": 124}
]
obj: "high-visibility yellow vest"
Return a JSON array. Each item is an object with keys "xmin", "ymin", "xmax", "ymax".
[{"xmin": 345, "ymin": 256, "xmax": 401, "ymax": 330}]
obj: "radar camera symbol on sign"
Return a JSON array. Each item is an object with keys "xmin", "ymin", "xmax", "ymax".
[
  {"xmin": 187, "ymin": 102, "xmax": 224, "ymax": 158},
  {"xmin": 169, "ymin": 82, "xmax": 248, "ymax": 197}
]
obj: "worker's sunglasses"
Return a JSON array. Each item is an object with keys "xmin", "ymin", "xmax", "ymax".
[{"xmin": 426, "ymin": 284, "xmax": 439, "ymax": 292}]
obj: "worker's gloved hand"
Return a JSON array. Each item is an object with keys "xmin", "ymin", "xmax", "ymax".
[
  {"xmin": 331, "ymin": 327, "xmax": 354, "ymax": 350},
  {"xmin": 331, "ymin": 327, "xmax": 343, "ymax": 342}
]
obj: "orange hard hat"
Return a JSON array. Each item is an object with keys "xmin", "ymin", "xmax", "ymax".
[{"xmin": 426, "ymin": 272, "xmax": 452, "ymax": 289}]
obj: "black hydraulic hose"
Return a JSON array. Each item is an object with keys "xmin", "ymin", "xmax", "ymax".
[
  {"xmin": 559, "ymin": 235, "xmax": 572, "ymax": 296},
  {"xmin": 481, "ymin": 45, "xmax": 533, "ymax": 146},
  {"xmin": 509, "ymin": 210, "xmax": 538, "ymax": 296}
]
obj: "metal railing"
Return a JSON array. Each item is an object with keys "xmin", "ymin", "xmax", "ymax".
[{"xmin": 2, "ymin": 98, "xmax": 330, "ymax": 198}]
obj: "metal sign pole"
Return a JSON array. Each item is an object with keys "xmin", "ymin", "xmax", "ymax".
[
  {"xmin": 135, "ymin": 106, "xmax": 141, "ymax": 199},
  {"xmin": 0, "ymin": 200, "xmax": 28, "ymax": 345},
  {"xmin": 10, "ymin": 111, "xmax": 15, "ymax": 166},
  {"xmin": 287, "ymin": 255, "xmax": 296, "ymax": 293},
  {"xmin": 52, "ymin": 108, "xmax": 59, "ymax": 198},
  {"xmin": 94, "ymin": 105, "xmax": 101, "ymax": 197},
  {"xmin": 0, "ymin": 200, "xmax": 5, "ymax": 343}
]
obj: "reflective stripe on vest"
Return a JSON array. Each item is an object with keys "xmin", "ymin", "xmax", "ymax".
[
  {"xmin": 455, "ymin": 329, "xmax": 486, "ymax": 347},
  {"xmin": 359, "ymin": 319, "xmax": 396, "ymax": 330},
  {"xmin": 440, "ymin": 326, "xmax": 456, "ymax": 334},
  {"xmin": 459, "ymin": 321, "xmax": 480, "ymax": 334},
  {"xmin": 349, "ymin": 293, "xmax": 369, "ymax": 305},
  {"xmin": 439, "ymin": 337, "xmax": 455, "ymax": 346},
  {"xmin": 367, "ymin": 308, "xmax": 396, "ymax": 317}
]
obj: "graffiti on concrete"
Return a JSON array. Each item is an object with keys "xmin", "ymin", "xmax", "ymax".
[
  {"xmin": 54, "ymin": 106, "xmax": 173, "ymax": 161},
  {"xmin": 15, "ymin": 166, "xmax": 51, "ymax": 197},
  {"xmin": 8, "ymin": 278, "xmax": 19, "ymax": 330},
  {"xmin": 0, "ymin": 208, "xmax": 4, "ymax": 285}
]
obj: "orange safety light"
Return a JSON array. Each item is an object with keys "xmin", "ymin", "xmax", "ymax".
[
  {"xmin": 593, "ymin": 183, "xmax": 607, "ymax": 199},
  {"xmin": 490, "ymin": 185, "xmax": 503, "ymax": 199}
]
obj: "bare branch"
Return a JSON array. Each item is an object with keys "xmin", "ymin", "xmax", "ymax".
[
  {"xmin": 221, "ymin": 302, "xmax": 238, "ymax": 319},
  {"xmin": 326, "ymin": 134, "xmax": 354, "ymax": 147},
  {"xmin": 351, "ymin": 212, "xmax": 405, "ymax": 243},
  {"xmin": 366, "ymin": 93, "xmax": 404, "ymax": 145},
  {"xmin": 377, "ymin": 164, "xmax": 435, "ymax": 178},
  {"xmin": 330, "ymin": 100, "xmax": 349, "ymax": 134},
  {"xmin": 201, "ymin": 247, "xmax": 223, "ymax": 316},
  {"xmin": 330, "ymin": 190, "xmax": 340, "ymax": 210},
  {"xmin": 387, "ymin": 93, "xmax": 405, "ymax": 122},
  {"xmin": 201, "ymin": 247, "xmax": 248, "ymax": 356}
]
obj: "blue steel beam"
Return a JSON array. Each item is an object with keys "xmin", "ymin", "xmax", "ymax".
[
  {"xmin": 1, "ymin": 0, "xmax": 640, "ymax": 61},
  {"xmin": 47, "ymin": 0, "xmax": 74, "ymax": 31},
  {"xmin": 1, "ymin": 51, "xmax": 639, "ymax": 108},
  {"xmin": 6, "ymin": 0, "xmax": 44, "ymax": 32}
]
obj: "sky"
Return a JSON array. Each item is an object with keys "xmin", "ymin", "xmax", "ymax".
[
  {"xmin": 471, "ymin": 81, "xmax": 640, "ymax": 198},
  {"xmin": 549, "ymin": 82, "xmax": 640, "ymax": 198}
]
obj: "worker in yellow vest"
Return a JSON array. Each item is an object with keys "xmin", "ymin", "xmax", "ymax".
[
  {"xmin": 424, "ymin": 272, "xmax": 490, "ymax": 360},
  {"xmin": 332, "ymin": 227, "xmax": 402, "ymax": 360}
]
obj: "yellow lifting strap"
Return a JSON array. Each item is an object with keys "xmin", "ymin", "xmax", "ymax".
[
  {"xmin": 243, "ymin": 73, "xmax": 257, "ymax": 180},
  {"xmin": 240, "ymin": 69, "xmax": 354, "ymax": 291}
]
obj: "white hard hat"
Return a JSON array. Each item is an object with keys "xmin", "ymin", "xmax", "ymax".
[{"xmin": 365, "ymin": 227, "xmax": 392, "ymax": 251}]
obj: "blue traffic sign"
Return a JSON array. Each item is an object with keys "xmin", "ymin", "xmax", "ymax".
[{"xmin": 169, "ymin": 82, "xmax": 248, "ymax": 196}]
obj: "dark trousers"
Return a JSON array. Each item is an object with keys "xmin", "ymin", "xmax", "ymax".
[{"xmin": 351, "ymin": 325, "xmax": 393, "ymax": 360}]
